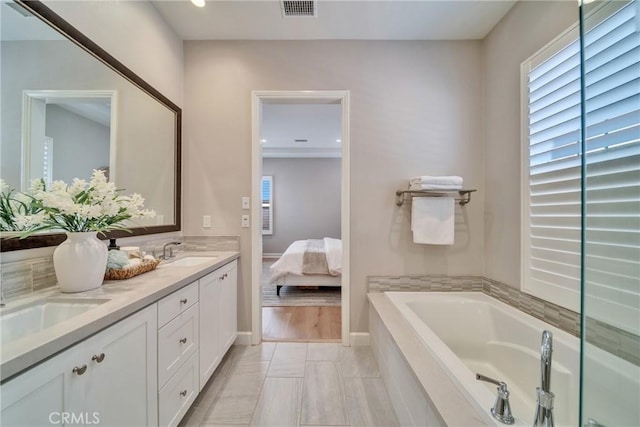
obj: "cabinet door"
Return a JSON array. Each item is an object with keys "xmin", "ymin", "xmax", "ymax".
[
  {"xmin": 199, "ymin": 271, "xmax": 221, "ymax": 389},
  {"xmin": 0, "ymin": 342, "xmax": 85, "ymax": 426},
  {"xmin": 83, "ymin": 304, "xmax": 158, "ymax": 427},
  {"xmin": 219, "ymin": 260, "xmax": 238, "ymax": 354}
]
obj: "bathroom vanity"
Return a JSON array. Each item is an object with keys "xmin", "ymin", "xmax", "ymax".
[{"xmin": 0, "ymin": 252, "xmax": 239, "ymax": 427}]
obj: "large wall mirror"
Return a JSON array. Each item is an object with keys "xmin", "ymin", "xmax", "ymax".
[{"xmin": 1, "ymin": 0, "xmax": 181, "ymax": 251}]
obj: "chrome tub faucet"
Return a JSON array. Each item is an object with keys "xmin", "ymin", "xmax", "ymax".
[
  {"xmin": 476, "ymin": 373, "xmax": 515, "ymax": 425},
  {"xmin": 533, "ymin": 330, "xmax": 554, "ymax": 427}
]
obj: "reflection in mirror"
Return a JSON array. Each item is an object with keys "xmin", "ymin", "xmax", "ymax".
[
  {"xmin": 0, "ymin": 0, "xmax": 181, "ymax": 250},
  {"xmin": 22, "ymin": 90, "xmax": 116, "ymax": 188}
]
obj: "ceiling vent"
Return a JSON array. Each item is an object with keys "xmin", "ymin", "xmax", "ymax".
[
  {"xmin": 281, "ymin": 0, "xmax": 317, "ymax": 18},
  {"xmin": 294, "ymin": 139, "xmax": 308, "ymax": 143}
]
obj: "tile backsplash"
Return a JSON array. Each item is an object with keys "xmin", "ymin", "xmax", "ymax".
[{"xmin": 0, "ymin": 235, "xmax": 240, "ymax": 301}]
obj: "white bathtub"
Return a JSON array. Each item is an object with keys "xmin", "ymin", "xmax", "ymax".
[{"xmin": 385, "ymin": 292, "xmax": 580, "ymax": 427}]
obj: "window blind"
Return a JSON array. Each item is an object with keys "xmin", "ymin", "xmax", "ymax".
[
  {"xmin": 583, "ymin": 1, "xmax": 640, "ymax": 334},
  {"xmin": 523, "ymin": 1, "xmax": 640, "ymax": 320},
  {"xmin": 261, "ymin": 176, "xmax": 273, "ymax": 235}
]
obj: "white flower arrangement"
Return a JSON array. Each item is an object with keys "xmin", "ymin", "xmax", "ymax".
[
  {"xmin": 1, "ymin": 170, "xmax": 155, "ymax": 235},
  {"xmin": 0, "ymin": 180, "xmax": 45, "ymax": 232}
]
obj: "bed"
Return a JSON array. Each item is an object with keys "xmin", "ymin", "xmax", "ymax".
[{"xmin": 269, "ymin": 237, "xmax": 342, "ymax": 296}]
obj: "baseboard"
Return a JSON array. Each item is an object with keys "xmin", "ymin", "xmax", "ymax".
[
  {"xmin": 262, "ymin": 253, "xmax": 282, "ymax": 260},
  {"xmin": 234, "ymin": 332, "xmax": 252, "ymax": 345},
  {"xmin": 350, "ymin": 332, "xmax": 370, "ymax": 346}
]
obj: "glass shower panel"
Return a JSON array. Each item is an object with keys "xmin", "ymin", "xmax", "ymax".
[{"xmin": 580, "ymin": 1, "xmax": 640, "ymax": 426}]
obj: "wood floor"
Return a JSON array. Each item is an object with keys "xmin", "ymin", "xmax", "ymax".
[{"xmin": 262, "ymin": 306, "xmax": 341, "ymax": 342}]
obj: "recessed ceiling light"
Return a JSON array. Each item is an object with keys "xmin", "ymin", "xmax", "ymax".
[
  {"xmin": 191, "ymin": 0, "xmax": 205, "ymax": 7},
  {"xmin": 261, "ymin": 139, "xmax": 267, "ymax": 143},
  {"xmin": 336, "ymin": 139, "xmax": 342, "ymax": 143}
]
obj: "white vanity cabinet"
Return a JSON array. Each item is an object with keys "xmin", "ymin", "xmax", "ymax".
[
  {"xmin": 157, "ymin": 281, "xmax": 200, "ymax": 427},
  {"xmin": 199, "ymin": 260, "xmax": 237, "ymax": 389},
  {"xmin": 218, "ymin": 260, "xmax": 238, "ymax": 355},
  {"xmin": 0, "ymin": 304, "xmax": 158, "ymax": 427}
]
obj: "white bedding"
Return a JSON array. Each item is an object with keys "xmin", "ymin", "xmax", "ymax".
[{"xmin": 269, "ymin": 238, "xmax": 342, "ymax": 284}]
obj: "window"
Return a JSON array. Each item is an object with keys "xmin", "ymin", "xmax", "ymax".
[
  {"xmin": 261, "ymin": 176, "xmax": 273, "ymax": 235},
  {"xmin": 521, "ymin": 1, "xmax": 640, "ymax": 314}
]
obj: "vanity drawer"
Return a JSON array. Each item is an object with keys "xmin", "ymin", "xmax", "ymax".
[
  {"xmin": 158, "ymin": 351, "xmax": 198, "ymax": 427},
  {"xmin": 158, "ymin": 303, "xmax": 199, "ymax": 387},
  {"xmin": 158, "ymin": 281, "xmax": 198, "ymax": 328}
]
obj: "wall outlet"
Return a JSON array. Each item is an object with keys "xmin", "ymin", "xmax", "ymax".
[
  {"xmin": 241, "ymin": 215, "xmax": 250, "ymax": 228},
  {"xmin": 242, "ymin": 196, "xmax": 250, "ymax": 209},
  {"xmin": 203, "ymin": 215, "xmax": 211, "ymax": 228}
]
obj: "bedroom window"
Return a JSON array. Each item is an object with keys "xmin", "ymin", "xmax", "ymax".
[
  {"xmin": 262, "ymin": 176, "xmax": 273, "ymax": 235},
  {"xmin": 521, "ymin": 1, "xmax": 640, "ymax": 313}
]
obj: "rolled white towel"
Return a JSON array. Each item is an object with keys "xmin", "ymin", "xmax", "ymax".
[{"xmin": 409, "ymin": 176, "xmax": 463, "ymax": 187}]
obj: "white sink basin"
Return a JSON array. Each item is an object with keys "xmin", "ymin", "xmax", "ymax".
[
  {"xmin": 0, "ymin": 298, "xmax": 110, "ymax": 345},
  {"xmin": 162, "ymin": 256, "xmax": 218, "ymax": 267}
]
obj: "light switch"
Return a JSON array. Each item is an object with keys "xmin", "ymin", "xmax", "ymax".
[
  {"xmin": 241, "ymin": 215, "xmax": 250, "ymax": 228},
  {"xmin": 203, "ymin": 215, "xmax": 211, "ymax": 228},
  {"xmin": 242, "ymin": 197, "xmax": 250, "ymax": 209}
]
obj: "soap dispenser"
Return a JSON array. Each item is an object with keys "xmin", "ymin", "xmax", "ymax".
[{"xmin": 107, "ymin": 238, "xmax": 120, "ymax": 251}]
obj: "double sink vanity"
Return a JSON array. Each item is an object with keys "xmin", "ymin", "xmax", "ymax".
[{"xmin": 0, "ymin": 251, "xmax": 239, "ymax": 427}]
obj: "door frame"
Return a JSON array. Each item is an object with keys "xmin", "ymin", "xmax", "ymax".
[{"xmin": 250, "ymin": 90, "xmax": 350, "ymax": 346}]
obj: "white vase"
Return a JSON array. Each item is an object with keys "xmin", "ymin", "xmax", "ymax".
[{"xmin": 53, "ymin": 232, "xmax": 108, "ymax": 293}]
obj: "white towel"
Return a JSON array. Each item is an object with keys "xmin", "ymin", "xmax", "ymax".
[
  {"xmin": 411, "ymin": 197, "xmax": 455, "ymax": 245},
  {"xmin": 409, "ymin": 183, "xmax": 463, "ymax": 191},
  {"xmin": 409, "ymin": 176, "xmax": 463, "ymax": 187}
]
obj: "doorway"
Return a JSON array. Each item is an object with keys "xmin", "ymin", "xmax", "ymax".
[{"xmin": 251, "ymin": 91, "xmax": 350, "ymax": 346}]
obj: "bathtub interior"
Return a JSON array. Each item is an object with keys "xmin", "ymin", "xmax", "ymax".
[
  {"xmin": 582, "ymin": 342, "xmax": 640, "ymax": 427},
  {"xmin": 389, "ymin": 292, "xmax": 580, "ymax": 426}
]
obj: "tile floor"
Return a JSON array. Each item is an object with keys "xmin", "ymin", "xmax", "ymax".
[{"xmin": 179, "ymin": 343, "xmax": 399, "ymax": 427}]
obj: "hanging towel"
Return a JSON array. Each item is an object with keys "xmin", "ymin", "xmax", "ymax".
[{"xmin": 411, "ymin": 197, "xmax": 455, "ymax": 245}]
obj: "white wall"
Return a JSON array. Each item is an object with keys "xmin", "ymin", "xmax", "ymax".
[
  {"xmin": 42, "ymin": 0, "xmax": 183, "ymax": 106},
  {"xmin": 46, "ymin": 104, "xmax": 110, "ymax": 183},
  {"xmin": 482, "ymin": 1, "xmax": 577, "ymax": 288},
  {"xmin": 183, "ymin": 40, "xmax": 484, "ymax": 333},
  {"xmin": 262, "ymin": 158, "xmax": 341, "ymax": 254}
]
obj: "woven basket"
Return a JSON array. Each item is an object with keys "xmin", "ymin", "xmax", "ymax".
[{"xmin": 104, "ymin": 258, "xmax": 161, "ymax": 280}]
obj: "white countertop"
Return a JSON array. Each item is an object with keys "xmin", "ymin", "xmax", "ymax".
[{"xmin": 0, "ymin": 251, "xmax": 239, "ymax": 383}]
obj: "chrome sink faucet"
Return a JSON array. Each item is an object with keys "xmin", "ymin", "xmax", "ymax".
[
  {"xmin": 160, "ymin": 241, "xmax": 182, "ymax": 260},
  {"xmin": 533, "ymin": 330, "xmax": 554, "ymax": 427}
]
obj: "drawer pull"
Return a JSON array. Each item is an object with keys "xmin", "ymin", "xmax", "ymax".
[
  {"xmin": 180, "ymin": 390, "xmax": 187, "ymax": 397},
  {"xmin": 91, "ymin": 353, "xmax": 106, "ymax": 363},
  {"xmin": 179, "ymin": 337, "xmax": 187, "ymax": 344},
  {"xmin": 72, "ymin": 365, "xmax": 87, "ymax": 375},
  {"xmin": 180, "ymin": 298, "xmax": 188, "ymax": 304}
]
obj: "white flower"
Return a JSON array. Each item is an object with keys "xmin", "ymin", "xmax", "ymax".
[{"xmin": 68, "ymin": 178, "xmax": 88, "ymax": 196}]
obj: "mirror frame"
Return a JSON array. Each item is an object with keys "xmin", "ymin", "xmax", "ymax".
[{"xmin": 1, "ymin": 0, "xmax": 182, "ymax": 252}]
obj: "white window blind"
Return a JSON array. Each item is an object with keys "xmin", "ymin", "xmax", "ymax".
[
  {"xmin": 522, "ymin": 1, "xmax": 640, "ymax": 317},
  {"xmin": 261, "ymin": 176, "xmax": 273, "ymax": 235},
  {"xmin": 583, "ymin": 1, "xmax": 640, "ymax": 335}
]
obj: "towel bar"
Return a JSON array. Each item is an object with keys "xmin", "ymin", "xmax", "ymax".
[{"xmin": 395, "ymin": 189, "xmax": 476, "ymax": 207}]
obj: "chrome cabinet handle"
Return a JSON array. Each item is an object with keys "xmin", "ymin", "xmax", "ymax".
[
  {"xmin": 92, "ymin": 353, "xmax": 106, "ymax": 363},
  {"xmin": 73, "ymin": 365, "xmax": 87, "ymax": 375},
  {"xmin": 180, "ymin": 298, "xmax": 188, "ymax": 304},
  {"xmin": 180, "ymin": 337, "xmax": 187, "ymax": 344},
  {"xmin": 180, "ymin": 390, "xmax": 187, "ymax": 397}
]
